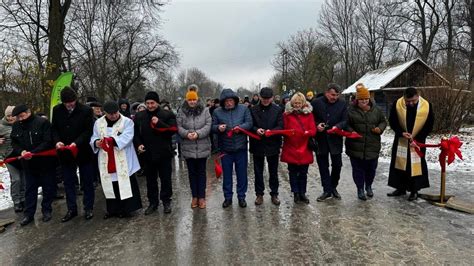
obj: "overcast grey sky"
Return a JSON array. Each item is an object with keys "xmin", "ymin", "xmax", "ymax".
[{"xmin": 161, "ymin": 0, "xmax": 324, "ymax": 89}]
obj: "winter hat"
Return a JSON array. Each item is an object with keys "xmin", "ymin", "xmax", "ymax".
[
  {"xmin": 12, "ymin": 104, "xmax": 29, "ymax": 116},
  {"xmin": 187, "ymin": 84, "xmax": 199, "ymax": 92},
  {"xmin": 4, "ymin": 105, "xmax": 15, "ymax": 117},
  {"xmin": 60, "ymin": 87, "xmax": 77, "ymax": 103},
  {"xmin": 186, "ymin": 90, "xmax": 198, "ymax": 101},
  {"xmin": 260, "ymin": 87, "xmax": 273, "ymax": 98},
  {"xmin": 355, "ymin": 83, "xmax": 370, "ymax": 100},
  {"xmin": 306, "ymin": 91, "xmax": 314, "ymax": 98},
  {"xmin": 144, "ymin": 91, "xmax": 160, "ymax": 103},
  {"xmin": 103, "ymin": 101, "xmax": 119, "ymax": 114}
]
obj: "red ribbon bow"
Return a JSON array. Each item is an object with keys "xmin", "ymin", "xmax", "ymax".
[
  {"xmin": 0, "ymin": 144, "xmax": 78, "ymax": 166},
  {"xmin": 413, "ymin": 136, "xmax": 463, "ymax": 172},
  {"xmin": 326, "ymin": 127, "xmax": 362, "ymax": 139},
  {"xmin": 226, "ymin": 126, "xmax": 261, "ymax": 140}
]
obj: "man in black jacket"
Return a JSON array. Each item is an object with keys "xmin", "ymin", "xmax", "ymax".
[
  {"xmin": 10, "ymin": 105, "xmax": 56, "ymax": 226},
  {"xmin": 52, "ymin": 87, "xmax": 95, "ymax": 222},
  {"xmin": 134, "ymin": 91, "xmax": 177, "ymax": 214},
  {"xmin": 311, "ymin": 83, "xmax": 348, "ymax": 202},
  {"xmin": 250, "ymin": 87, "xmax": 283, "ymax": 206}
]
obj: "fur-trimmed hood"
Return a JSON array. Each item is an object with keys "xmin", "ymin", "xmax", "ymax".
[
  {"xmin": 284, "ymin": 101, "xmax": 313, "ymax": 114},
  {"xmin": 180, "ymin": 99, "xmax": 205, "ymax": 116}
]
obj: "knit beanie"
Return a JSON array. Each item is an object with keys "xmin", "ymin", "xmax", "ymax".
[
  {"xmin": 356, "ymin": 83, "xmax": 370, "ymax": 100},
  {"xmin": 60, "ymin": 87, "xmax": 77, "ymax": 103},
  {"xmin": 144, "ymin": 91, "xmax": 160, "ymax": 103},
  {"xmin": 186, "ymin": 91, "xmax": 198, "ymax": 101}
]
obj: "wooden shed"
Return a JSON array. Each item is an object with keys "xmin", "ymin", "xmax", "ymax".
[{"xmin": 342, "ymin": 58, "xmax": 451, "ymax": 114}]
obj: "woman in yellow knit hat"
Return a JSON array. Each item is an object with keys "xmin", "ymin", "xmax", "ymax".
[
  {"xmin": 345, "ymin": 83, "xmax": 387, "ymax": 200},
  {"xmin": 177, "ymin": 85, "xmax": 212, "ymax": 209}
]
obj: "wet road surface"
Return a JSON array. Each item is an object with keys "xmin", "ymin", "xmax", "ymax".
[{"xmin": 0, "ymin": 154, "xmax": 473, "ymax": 264}]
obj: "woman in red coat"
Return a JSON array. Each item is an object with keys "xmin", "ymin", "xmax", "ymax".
[{"xmin": 281, "ymin": 92, "xmax": 317, "ymax": 204}]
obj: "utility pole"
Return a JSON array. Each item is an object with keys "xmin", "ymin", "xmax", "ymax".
[{"xmin": 282, "ymin": 49, "xmax": 288, "ymax": 92}]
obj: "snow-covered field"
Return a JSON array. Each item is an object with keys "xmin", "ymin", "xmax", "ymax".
[{"xmin": 0, "ymin": 127, "xmax": 472, "ymax": 211}]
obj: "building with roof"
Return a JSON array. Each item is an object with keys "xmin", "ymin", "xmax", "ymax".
[{"xmin": 342, "ymin": 58, "xmax": 451, "ymax": 114}]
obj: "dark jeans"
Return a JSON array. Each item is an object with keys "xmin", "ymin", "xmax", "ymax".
[
  {"xmin": 349, "ymin": 157, "xmax": 378, "ymax": 190},
  {"xmin": 221, "ymin": 149, "xmax": 248, "ymax": 200},
  {"xmin": 144, "ymin": 157, "xmax": 173, "ymax": 205},
  {"xmin": 63, "ymin": 162, "xmax": 95, "ymax": 212},
  {"xmin": 316, "ymin": 153, "xmax": 342, "ymax": 193},
  {"xmin": 288, "ymin": 164, "xmax": 309, "ymax": 194},
  {"xmin": 186, "ymin": 158, "xmax": 207, "ymax": 198},
  {"xmin": 253, "ymin": 154, "xmax": 279, "ymax": 196},
  {"xmin": 24, "ymin": 170, "xmax": 56, "ymax": 218}
]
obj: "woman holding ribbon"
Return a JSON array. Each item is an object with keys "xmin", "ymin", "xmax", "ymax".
[
  {"xmin": 177, "ymin": 85, "xmax": 212, "ymax": 209},
  {"xmin": 345, "ymin": 84, "xmax": 387, "ymax": 200},
  {"xmin": 280, "ymin": 92, "xmax": 316, "ymax": 204}
]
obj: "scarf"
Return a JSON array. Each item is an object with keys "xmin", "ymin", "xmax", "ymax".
[{"xmin": 394, "ymin": 96, "xmax": 429, "ymax": 176}]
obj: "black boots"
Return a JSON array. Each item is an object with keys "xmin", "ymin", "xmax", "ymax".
[
  {"xmin": 144, "ymin": 204, "xmax": 158, "ymax": 215},
  {"xmin": 365, "ymin": 186, "xmax": 374, "ymax": 198},
  {"xmin": 61, "ymin": 210, "xmax": 78, "ymax": 223},
  {"xmin": 294, "ymin": 193, "xmax": 309, "ymax": 204},
  {"xmin": 387, "ymin": 189, "xmax": 406, "ymax": 197},
  {"xmin": 408, "ymin": 191, "xmax": 418, "ymax": 201},
  {"xmin": 357, "ymin": 188, "xmax": 367, "ymax": 201}
]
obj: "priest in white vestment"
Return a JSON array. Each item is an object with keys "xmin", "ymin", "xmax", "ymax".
[{"xmin": 90, "ymin": 101, "xmax": 142, "ymax": 218}]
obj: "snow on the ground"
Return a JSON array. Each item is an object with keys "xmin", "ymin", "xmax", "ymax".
[{"xmin": 0, "ymin": 166, "xmax": 13, "ymax": 211}]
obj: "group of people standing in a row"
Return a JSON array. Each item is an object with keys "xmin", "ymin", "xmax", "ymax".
[{"xmin": 0, "ymin": 81, "xmax": 434, "ymax": 226}]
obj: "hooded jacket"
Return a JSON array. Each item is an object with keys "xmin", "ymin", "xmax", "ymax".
[
  {"xmin": 118, "ymin": 98, "xmax": 131, "ymax": 118},
  {"xmin": 177, "ymin": 100, "xmax": 212, "ymax": 159},
  {"xmin": 211, "ymin": 89, "xmax": 253, "ymax": 152}
]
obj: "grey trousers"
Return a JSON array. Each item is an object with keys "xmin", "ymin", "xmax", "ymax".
[{"xmin": 6, "ymin": 163, "xmax": 25, "ymax": 205}]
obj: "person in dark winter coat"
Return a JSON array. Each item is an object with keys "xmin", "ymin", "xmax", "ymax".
[
  {"xmin": 212, "ymin": 88, "xmax": 253, "ymax": 208},
  {"xmin": 344, "ymin": 84, "xmax": 387, "ymax": 200},
  {"xmin": 134, "ymin": 91, "xmax": 177, "ymax": 214},
  {"xmin": 0, "ymin": 105, "xmax": 25, "ymax": 212},
  {"xmin": 51, "ymin": 87, "xmax": 95, "ymax": 222},
  {"xmin": 249, "ymin": 87, "xmax": 283, "ymax": 206},
  {"xmin": 177, "ymin": 88, "xmax": 212, "ymax": 209},
  {"xmin": 280, "ymin": 92, "xmax": 317, "ymax": 204},
  {"xmin": 118, "ymin": 98, "xmax": 131, "ymax": 118},
  {"xmin": 387, "ymin": 87, "xmax": 434, "ymax": 201},
  {"xmin": 311, "ymin": 83, "xmax": 347, "ymax": 202},
  {"xmin": 10, "ymin": 105, "xmax": 56, "ymax": 226}
]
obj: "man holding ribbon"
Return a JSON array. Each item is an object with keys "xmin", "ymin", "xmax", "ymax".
[
  {"xmin": 387, "ymin": 87, "xmax": 434, "ymax": 201},
  {"xmin": 10, "ymin": 105, "xmax": 56, "ymax": 226},
  {"xmin": 90, "ymin": 101, "xmax": 142, "ymax": 219},
  {"xmin": 249, "ymin": 87, "xmax": 283, "ymax": 206},
  {"xmin": 134, "ymin": 91, "xmax": 177, "ymax": 215},
  {"xmin": 52, "ymin": 87, "xmax": 95, "ymax": 222},
  {"xmin": 212, "ymin": 88, "xmax": 253, "ymax": 208}
]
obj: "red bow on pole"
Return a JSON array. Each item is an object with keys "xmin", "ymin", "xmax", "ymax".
[
  {"xmin": 413, "ymin": 136, "xmax": 463, "ymax": 172},
  {"xmin": 101, "ymin": 137, "xmax": 117, "ymax": 173},
  {"xmin": 226, "ymin": 126, "xmax": 262, "ymax": 140},
  {"xmin": 264, "ymin": 129, "xmax": 296, "ymax": 137},
  {"xmin": 326, "ymin": 127, "xmax": 362, "ymax": 139}
]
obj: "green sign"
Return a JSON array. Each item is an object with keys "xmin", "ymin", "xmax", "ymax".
[{"xmin": 49, "ymin": 72, "xmax": 74, "ymax": 120}]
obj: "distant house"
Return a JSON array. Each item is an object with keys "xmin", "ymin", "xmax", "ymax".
[{"xmin": 342, "ymin": 58, "xmax": 451, "ymax": 114}]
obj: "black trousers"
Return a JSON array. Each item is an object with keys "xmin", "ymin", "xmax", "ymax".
[
  {"xmin": 316, "ymin": 153, "xmax": 342, "ymax": 193},
  {"xmin": 24, "ymin": 169, "xmax": 56, "ymax": 218},
  {"xmin": 253, "ymin": 154, "xmax": 279, "ymax": 196},
  {"xmin": 144, "ymin": 157, "xmax": 172, "ymax": 205}
]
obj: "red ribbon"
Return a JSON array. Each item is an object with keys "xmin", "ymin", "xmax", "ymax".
[
  {"xmin": 101, "ymin": 137, "xmax": 116, "ymax": 173},
  {"xmin": 150, "ymin": 122, "xmax": 178, "ymax": 133},
  {"xmin": 214, "ymin": 153, "xmax": 226, "ymax": 178},
  {"xmin": 326, "ymin": 127, "xmax": 362, "ymax": 139},
  {"xmin": 264, "ymin": 129, "xmax": 297, "ymax": 137},
  {"xmin": 413, "ymin": 136, "xmax": 463, "ymax": 172},
  {"xmin": 226, "ymin": 126, "xmax": 261, "ymax": 140},
  {"xmin": 0, "ymin": 145, "xmax": 78, "ymax": 166}
]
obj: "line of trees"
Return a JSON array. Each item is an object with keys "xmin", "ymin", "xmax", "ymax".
[
  {"xmin": 0, "ymin": 0, "xmax": 178, "ymax": 111},
  {"xmin": 272, "ymin": 0, "xmax": 474, "ymax": 94}
]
